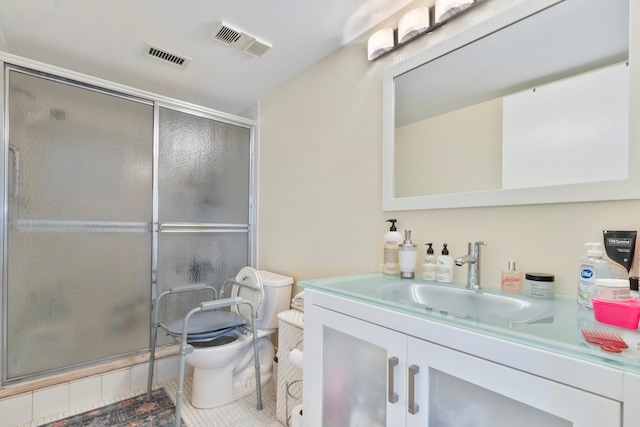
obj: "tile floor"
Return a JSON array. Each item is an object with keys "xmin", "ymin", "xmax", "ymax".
[{"xmin": 27, "ymin": 375, "xmax": 283, "ymax": 427}]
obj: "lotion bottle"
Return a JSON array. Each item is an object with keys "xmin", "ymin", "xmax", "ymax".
[
  {"xmin": 501, "ymin": 261, "xmax": 523, "ymax": 293},
  {"xmin": 398, "ymin": 230, "xmax": 418, "ymax": 279},
  {"xmin": 437, "ymin": 243, "xmax": 453, "ymax": 283},
  {"xmin": 383, "ymin": 219, "xmax": 402, "ymax": 275},
  {"xmin": 422, "ymin": 243, "xmax": 437, "ymax": 281}
]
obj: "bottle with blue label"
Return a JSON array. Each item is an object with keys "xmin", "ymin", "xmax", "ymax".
[{"xmin": 578, "ymin": 242, "xmax": 627, "ymax": 308}]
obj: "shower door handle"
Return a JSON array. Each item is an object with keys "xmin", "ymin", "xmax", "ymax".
[
  {"xmin": 388, "ymin": 356, "xmax": 399, "ymax": 403},
  {"xmin": 8, "ymin": 144, "xmax": 20, "ymax": 198}
]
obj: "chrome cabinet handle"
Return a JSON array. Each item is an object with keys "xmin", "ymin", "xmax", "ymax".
[
  {"xmin": 388, "ymin": 356, "xmax": 399, "ymax": 403},
  {"xmin": 408, "ymin": 364, "xmax": 420, "ymax": 414}
]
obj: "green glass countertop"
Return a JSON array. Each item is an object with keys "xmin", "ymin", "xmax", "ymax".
[{"xmin": 300, "ymin": 273, "xmax": 640, "ymax": 374}]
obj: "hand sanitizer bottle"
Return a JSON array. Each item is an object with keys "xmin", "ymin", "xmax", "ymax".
[
  {"xmin": 437, "ymin": 243, "xmax": 453, "ymax": 283},
  {"xmin": 422, "ymin": 243, "xmax": 437, "ymax": 281},
  {"xmin": 578, "ymin": 242, "xmax": 627, "ymax": 308}
]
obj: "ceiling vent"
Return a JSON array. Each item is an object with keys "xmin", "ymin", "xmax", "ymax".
[
  {"xmin": 244, "ymin": 39, "xmax": 272, "ymax": 58},
  {"xmin": 212, "ymin": 22, "xmax": 272, "ymax": 58},
  {"xmin": 143, "ymin": 43, "xmax": 191, "ymax": 67}
]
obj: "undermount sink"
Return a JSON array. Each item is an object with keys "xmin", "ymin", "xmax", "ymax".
[{"xmin": 373, "ymin": 281, "xmax": 554, "ymax": 325}]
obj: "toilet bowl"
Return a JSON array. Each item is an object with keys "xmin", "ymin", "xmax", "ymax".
[{"xmin": 184, "ymin": 268, "xmax": 293, "ymax": 408}]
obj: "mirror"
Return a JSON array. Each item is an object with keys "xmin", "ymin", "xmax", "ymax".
[{"xmin": 382, "ymin": 0, "xmax": 636, "ymax": 210}]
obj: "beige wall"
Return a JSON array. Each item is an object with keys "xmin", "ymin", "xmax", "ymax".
[
  {"xmin": 395, "ymin": 98, "xmax": 503, "ymax": 197},
  {"xmin": 257, "ymin": 0, "xmax": 640, "ymax": 297}
]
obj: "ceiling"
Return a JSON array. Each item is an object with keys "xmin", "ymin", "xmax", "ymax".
[{"xmin": 0, "ymin": 0, "xmax": 413, "ymax": 117}]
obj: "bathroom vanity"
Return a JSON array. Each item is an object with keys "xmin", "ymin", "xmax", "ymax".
[{"xmin": 301, "ymin": 274, "xmax": 640, "ymax": 426}]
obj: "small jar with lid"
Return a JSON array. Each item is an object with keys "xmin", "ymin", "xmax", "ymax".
[
  {"xmin": 595, "ymin": 278, "xmax": 630, "ymax": 301},
  {"xmin": 524, "ymin": 273, "xmax": 555, "ymax": 299}
]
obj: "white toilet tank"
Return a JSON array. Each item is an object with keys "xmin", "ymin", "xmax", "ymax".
[{"xmin": 257, "ymin": 270, "xmax": 293, "ymax": 330}]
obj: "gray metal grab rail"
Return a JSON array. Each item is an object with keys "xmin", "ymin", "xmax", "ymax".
[
  {"xmin": 145, "ymin": 282, "xmax": 264, "ymax": 427},
  {"xmin": 221, "ymin": 277, "xmax": 266, "ymax": 321}
]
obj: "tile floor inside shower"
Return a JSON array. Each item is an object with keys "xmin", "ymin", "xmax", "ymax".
[{"xmin": 27, "ymin": 375, "xmax": 284, "ymax": 427}]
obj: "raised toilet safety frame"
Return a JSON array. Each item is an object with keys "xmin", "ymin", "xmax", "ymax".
[{"xmin": 145, "ymin": 275, "xmax": 264, "ymax": 427}]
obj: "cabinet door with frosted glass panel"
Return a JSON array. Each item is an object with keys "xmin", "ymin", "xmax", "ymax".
[
  {"xmin": 304, "ymin": 304, "xmax": 407, "ymax": 426},
  {"xmin": 407, "ymin": 337, "xmax": 621, "ymax": 427}
]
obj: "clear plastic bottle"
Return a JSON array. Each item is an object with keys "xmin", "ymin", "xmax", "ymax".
[
  {"xmin": 422, "ymin": 243, "xmax": 437, "ymax": 281},
  {"xmin": 578, "ymin": 242, "xmax": 628, "ymax": 308}
]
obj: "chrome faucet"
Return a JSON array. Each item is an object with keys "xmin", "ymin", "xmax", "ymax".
[{"xmin": 455, "ymin": 241, "xmax": 487, "ymax": 290}]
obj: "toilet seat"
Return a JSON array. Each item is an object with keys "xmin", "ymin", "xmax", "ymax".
[
  {"xmin": 232, "ymin": 266, "xmax": 265, "ymax": 324},
  {"xmin": 164, "ymin": 267, "xmax": 263, "ymax": 345},
  {"xmin": 190, "ymin": 332, "xmax": 238, "ymax": 348},
  {"xmin": 166, "ymin": 310, "xmax": 246, "ymax": 336}
]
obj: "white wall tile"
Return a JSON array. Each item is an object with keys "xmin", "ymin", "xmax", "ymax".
[
  {"xmin": 70, "ymin": 375, "xmax": 102, "ymax": 410},
  {"xmin": 157, "ymin": 356, "xmax": 184, "ymax": 383},
  {"xmin": 0, "ymin": 392, "xmax": 32, "ymax": 427},
  {"xmin": 33, "ymin": 383, "xmax": 69, "ymax": 421},
  {"xmin": 101, "ymin": 368, "xmax": 131, "ymax": 401},
  {"xmin": 131, "ymin": 362, "xmax": 152, "ymax": 393}
]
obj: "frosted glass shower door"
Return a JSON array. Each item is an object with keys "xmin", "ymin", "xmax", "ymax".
[
  {"xmin": 4, "ymin": 68, "xmax": 153, "ymax": 381},
  {"xmin": 156, "ymin": 106, "xmax": 252, "ymax": 331}
]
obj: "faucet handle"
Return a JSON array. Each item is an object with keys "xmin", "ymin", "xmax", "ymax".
[{"xmin": 468, "ymin": 241, "xmax": 487, "ymax": 253}]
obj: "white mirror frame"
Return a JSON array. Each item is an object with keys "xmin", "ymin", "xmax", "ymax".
[{"xmin": 382, "ymin": 0, "xmax": 639, "ymax": 211}]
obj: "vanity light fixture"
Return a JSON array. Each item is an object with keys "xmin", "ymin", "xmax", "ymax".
[
  {"xmin": 398, "ymin": 7, "xmax": 431, "ymax": 44},
  {"xmin": 367, "ymin": 27, "xmax": 396, "ymax": 60},
  {"xmin": 435, "ymin": 0, "xmax": 476, "ymax": 23},
  {"xmin": 367, "ymin": 0, "xmax": 483, "ymax": 60}
]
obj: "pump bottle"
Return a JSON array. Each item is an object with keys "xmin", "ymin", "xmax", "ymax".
[
  {"xmin": 398, "ymin": 230, "xmax": 418, "ymax": 279},
  {"xmin": 422, "ymin": 243, "xmax": 437, "ymax": 281},
  {"xmin": 578, "ymin": 242, "xmax": 627, "ymax": 308},
  {"xmin": 383, "ymin": 219, "xmax": 403, "ymax": 275},
  {"xmin": 437, "ymin": 243, "xmax": 453, "ymax": 283}
]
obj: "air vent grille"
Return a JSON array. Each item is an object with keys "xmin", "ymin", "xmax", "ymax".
[
  {"xmin": 245, "ymin": 39, "xmax": 272, "ymax": 58},
  {"xmin": 213, "ymin": 25, "xmax": 242, "ymax": 46},
  {"xmin": 212, "ymin": 22, "xmax": 272, "ymax": 58},
  {"xmin": 144, "ymin": 43, "xmax": 191, "ymax": 67}
]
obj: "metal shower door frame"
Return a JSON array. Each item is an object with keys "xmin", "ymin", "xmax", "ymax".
[{"xmin": 0, "ymin": 53, "xmax": 257, "ymax": 384}]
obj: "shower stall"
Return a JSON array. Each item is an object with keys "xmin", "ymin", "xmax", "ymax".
[{"xmin": 1, "ymin": 61, "xmax": 255, "ymax": 384}]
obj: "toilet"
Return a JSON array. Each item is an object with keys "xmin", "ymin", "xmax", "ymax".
[{"xmin": 185, "ymin": 269, "xmax": 293, "ymax": 408}]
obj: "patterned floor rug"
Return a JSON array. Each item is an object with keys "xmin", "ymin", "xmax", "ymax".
[{"xmin": 40, "ymin": 388, "xmax": 185, "ymax": 427}]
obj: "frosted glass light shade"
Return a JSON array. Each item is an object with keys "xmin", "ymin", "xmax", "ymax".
[
  {"xmin": 368, "ymin": 27, "xmax": 395, "ymax": 60},
  {"xmin": 398, "ymin": 7, "xmax": 431, "ymax": 44},
  {"xmin": 435, "ymin": 0, "xmax": 475, "ymax": 23}
]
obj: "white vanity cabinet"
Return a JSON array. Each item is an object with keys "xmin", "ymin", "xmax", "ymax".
[
  {"xmin": 406, "ymin": 337, "xmax": 619, "ymax": 427},
  {"xmin": 305, "ymin": 305, "xmax": 407, "ymax": 426},
  {"xmin": 303, "ymin": 290, "xmax": 623, "ymax": 427}
]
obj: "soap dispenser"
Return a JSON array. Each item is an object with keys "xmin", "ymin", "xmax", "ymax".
[
  {"xmin": 437, "ymin": 243, "xmax": 453, "ymax": 283},
  {"xmin": 578, "ymin": 242, "xmax": 628, "ymax": 308},
  {"xmin": 398, "ymin": 230, "xmax": 418, "ymax": 279},
  {"xmin": 422, "ymin": 243, "xmax": 437, "ymax": 281},
  {"xmin": 383, "ymin": 219, "xmax": 403, "ymax": 275}
]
